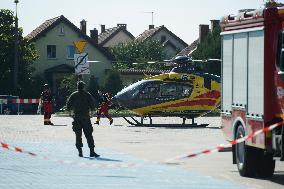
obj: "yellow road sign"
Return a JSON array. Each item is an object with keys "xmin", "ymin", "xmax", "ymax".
[{"xmin": 73, "ymin": 40, "xmax": 87, "ymax": 53}]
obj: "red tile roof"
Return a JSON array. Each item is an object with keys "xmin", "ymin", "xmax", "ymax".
[
  {"xmin": 136, "ymin": 25, "xmax": 188, "ymax": 47},
  {"xmin": 99, "ymin": 26, "xmax": 134, "ymax": 45},
  {"xmin": 26, "ymin": 16, "xmax": 61, "ymax": 41},
  {"xmin": 177, "ymin": 39, "xmax": 199, "ymax": 57},
  {"xmin": 25, "ymin": 15, "xmax": 115, "ymax": 60}
]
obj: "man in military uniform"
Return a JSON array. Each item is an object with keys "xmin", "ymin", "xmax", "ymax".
[
  {"xmin": 95, "ymin": 90, "xmax": 113, "ymax": 125},
  {"xmin": 40, "ymin": 84, "xmax": 54, "ymax": 125},
  {"xmin": 66, "ymin": 81, "xmax": 99, "ymax": 158}
]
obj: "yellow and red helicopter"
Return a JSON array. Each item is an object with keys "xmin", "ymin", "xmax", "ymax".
[{"xmin": 112, "ymin": 56, "xmax": 221, "ymax": 126}]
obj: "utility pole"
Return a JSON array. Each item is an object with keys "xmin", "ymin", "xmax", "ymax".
[{"xmin": 14, "ymin": 0, "xmax": 19, "ymax": 92}]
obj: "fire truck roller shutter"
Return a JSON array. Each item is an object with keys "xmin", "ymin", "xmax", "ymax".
[
  {"xmin": 233, "ymin": 32, "xmax": 247, "ymax": 108},
  {"xmin": 247, "ymin": 30, "xmax": 264, "ymax": 117},
  {"xmin": 221, "ymin": 34, "xmax": 233, "ymax": 113}
]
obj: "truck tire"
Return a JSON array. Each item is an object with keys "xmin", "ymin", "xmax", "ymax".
[
  {"xmin": 257, "ymin": 153, "xmax": 275, "ymax": 178},
  {"xmin": 235, "ymin": 125, "xmax": 257, "ymax": 177}
]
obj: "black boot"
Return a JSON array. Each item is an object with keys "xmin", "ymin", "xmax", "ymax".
[
  {"xmin": 77, "ymin": 147, "xmax": 83, "ymax": 157},
  {"xmin": 90, "ymin": 148, "xmax": 100, "ymax": 158}
]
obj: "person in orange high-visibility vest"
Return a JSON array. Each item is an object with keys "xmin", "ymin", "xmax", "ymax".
[
  {"xmin": 40, "ymin": 84, "xmax": 54, "ymax": 125},
  {"xmin": 95, "ymin": 90, "xmax": 113, "ymax": 125}
]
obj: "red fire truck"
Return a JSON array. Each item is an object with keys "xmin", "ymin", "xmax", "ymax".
[{"xmin": 220, "ymin": 6, "xmax": 284, "ymax": 178}]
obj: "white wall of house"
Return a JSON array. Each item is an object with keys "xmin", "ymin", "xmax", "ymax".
[
  {"xmin": 163, "ymin": 45, "xmax": 178, "ymax": 58},
  {"xmin": 152, "ymin": 30, "xmax": 187, "ymax": 51},
  {"xmin": 103, "ymin": 30, "xmax": 133, "ymax": 47},
  {"xmin": 32, "ymin": 22, "xmax": 112, "ymax": 85}
]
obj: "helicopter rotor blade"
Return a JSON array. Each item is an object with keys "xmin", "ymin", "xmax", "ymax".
[{"xmin": 87, "ymin": 60, "xmax": 101, "ymax": 63}]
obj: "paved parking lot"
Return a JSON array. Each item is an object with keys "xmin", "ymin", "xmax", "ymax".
[{"xmin": 0, "ymin": 115, "xmax": 283, "ymax": 189}]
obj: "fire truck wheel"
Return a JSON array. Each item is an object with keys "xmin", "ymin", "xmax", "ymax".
[{"xmin": 235, "ymin": 125, "xmax": 257, "ymax": 177}]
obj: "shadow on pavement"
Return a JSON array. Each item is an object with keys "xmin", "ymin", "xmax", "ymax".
[
  {"xmin": 125, "ymin": 124, "xmax": 223, "ymax": 130},
  {"xmin": 100, "ymin": 175, "xmax": 136, "ymax": 179},
  {"xmin": 84, "ymin": 156, "xmax": 122, "ymax": 162},
  {"xmin": 126, "ymin": 124, "xmax": 210, "ymax": 128},
  {"xmin": 50, "ymin": 124, "xmax": 67, "ymax": 127},
  {"xmin": 269, "ymin": 172, "xmax": 284, "ymax": 185}
]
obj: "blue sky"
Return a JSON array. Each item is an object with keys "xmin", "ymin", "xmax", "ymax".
[{"xmin": 0, "ymin": 0, "xmax": 277, "ymax": 44}]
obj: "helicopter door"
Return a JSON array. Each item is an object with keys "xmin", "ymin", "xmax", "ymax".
[
  {"xmin": 159, "ymin": 83, "xmax": 193, "ymax": 102},
  {"xmin": 136, "ymin": 81, "xmax": 161, "ymax": 106}
]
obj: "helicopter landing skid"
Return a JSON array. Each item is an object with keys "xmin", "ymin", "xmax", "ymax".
[{"xmin": 122, "ymin": 116, "xmax": 209, "ymax": 127}]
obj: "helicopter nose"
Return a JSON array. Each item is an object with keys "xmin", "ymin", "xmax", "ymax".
[
  {"xmin": 112, "ymin": 93, "xmax": 130, "ymax": 108},
  {"xmin": 111, "ymin": 96, "xmax": 119, "ymax": 106}
]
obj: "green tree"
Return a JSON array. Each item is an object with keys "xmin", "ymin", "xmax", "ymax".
[
  {"xmin": 265, "ymin": 0, "xmax": 283, "ymax": 7},
  {"xmin": 110, "ymin": 39, "xmax": 166, "ymax": 70},
  {"xmin": 103, "ymin": 70, "xmax": 123, "ymax": 95},
  {"xmin": 192, "ymin": 27, "xmax": 221, "ymax": 60},
  {"xmin": 87, "ymin": 75, "xmax": 100, "ymax": 98},
  {"xmin": 0, "ymin": 9, "xmax": 39, "ymax": 97},
  {"xmin": 57, "ymin": 74, "xmax": 77, "ymax": 107},
  {"xmin": 192, "ymin": 27, "xmax": 221, "ymax": 75}
]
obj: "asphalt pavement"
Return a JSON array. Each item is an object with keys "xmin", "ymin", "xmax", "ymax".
[{"xmin": 0, "ymin": 115, "xmax": 283, "ymax": 189}]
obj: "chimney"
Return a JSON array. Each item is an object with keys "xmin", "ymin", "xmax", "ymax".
[
  {"xmin": 90, "ymin": 28, "xmax": 98, "ymax": 44},
  {"xmin": 210, "ymin": 20, "xmax": 220, "ymax": 32},
  {"xmin": 149, "ymin": 25, "xmax": 154, "ymax": 29},
  {"xmin": 101, "ymin": 25, "xmax": 106, "ymax": 33},
  {"xmin": 199, "ymin": 24, "xmax": 209, "ymax": 43},
  {"xmin": 80, "ymin": 19, "xmax": 87, "ymax": 34},
  {"xmin": 117, "ymin": 24, "xmax": 127, "ymax": 29}
]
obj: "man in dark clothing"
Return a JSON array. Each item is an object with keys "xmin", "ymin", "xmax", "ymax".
[
  {"xmin": 95, "ymin": 90, "xmax": 113, "ymax": 125},
  {"xmin": 66, "ymin": 81, "xmax": 100, "ymax": 158},
  {"xmin": 40, "ymin": 84, "xmax": 54, "ymax": 125}
]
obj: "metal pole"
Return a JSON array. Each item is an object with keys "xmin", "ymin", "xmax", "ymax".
[
  {"xmin": 17, "ymin": 99, "xmax": 20, "ymax": 115},
  {"xmin": 151, "ymin": 12, "xmax": 154, "ymax": 25},
  {"xmin": 14, "ymin": 0, "xmax": 19, "ymax": 92}
]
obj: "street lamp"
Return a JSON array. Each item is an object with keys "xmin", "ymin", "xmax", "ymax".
[{"xmin": 14, "ymin": 0, "xmax": 19, "ymax": 92}]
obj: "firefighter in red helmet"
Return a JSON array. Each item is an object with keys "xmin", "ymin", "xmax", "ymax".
[
  {"xmin": 95, "ymin": 90, "xmax": 113, "ymax": 125},
  {"xmin": 40, "ymin": 84, "xmax": 54, "ymax": 125}
]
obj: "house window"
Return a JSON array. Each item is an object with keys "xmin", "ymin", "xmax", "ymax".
[
  {"xmin": 67, "ymin": 45, "xmax": 75, "ymax": 59},
  {"xmin": 47, "ymin": 45, "xmax": 56, "ymax": 59},
  {"xmin": 59, "ymin": 26, "xmax": 65, "ymax": 36},
  {"xmin": 161, "ymin": 35, "xmax": 166, "ymax": 43}
]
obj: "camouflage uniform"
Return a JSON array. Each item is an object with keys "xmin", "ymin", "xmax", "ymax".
[{"xmin": 66, "ymin": 81, "xmax": 99, "ymax": 157}]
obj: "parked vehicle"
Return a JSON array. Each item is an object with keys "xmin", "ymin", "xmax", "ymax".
[
  {"xmin": 0, "ymin": 95, "xmax": 22, "ymax": 114},
  {"xmin": 220, "ymin": 6, "xmax": 284, "ymax": 178}
]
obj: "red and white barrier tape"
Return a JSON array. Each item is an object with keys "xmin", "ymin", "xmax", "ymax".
[
  {"xmin": 12, "ymin": 99, "xmax": 40, "ymax": 104},
  {"xmin": 0, "ymin": 141, "xmax": 136, "ymax": 168},
  {"xmin": 165, "ymin": 121, "xmax": 283, "ymax": 162}
]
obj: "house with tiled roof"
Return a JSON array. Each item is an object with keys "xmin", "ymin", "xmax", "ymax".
[
  {"xmin": 176, "ymin": 20, "xmax": 220, "ymax": 58},
  {"xmin": 136, "ymin": 25, "xmax": 188, "ymax": 59},
  {"xmin": 176, "ymin": 39, "xmax": 199, "ymax": 58},
  {"xmin": 98, "ymin": 24, "xmax": 134, "ymax": 47},
  {"xmin": 26, "ymin": 15, "xmax": 114, "ymax": 95}
]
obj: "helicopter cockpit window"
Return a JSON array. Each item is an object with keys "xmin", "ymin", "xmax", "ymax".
[
  {"xmin": 160, "ymin": 83, "xmax": 192, "ymax": 98},
  {"xmin": 160, "ymin": 83, "xmax": 176, "ymax": 96},
  {"xmin": 140, "ymin": 82, "xmax": 160, "ymax": 99}
]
